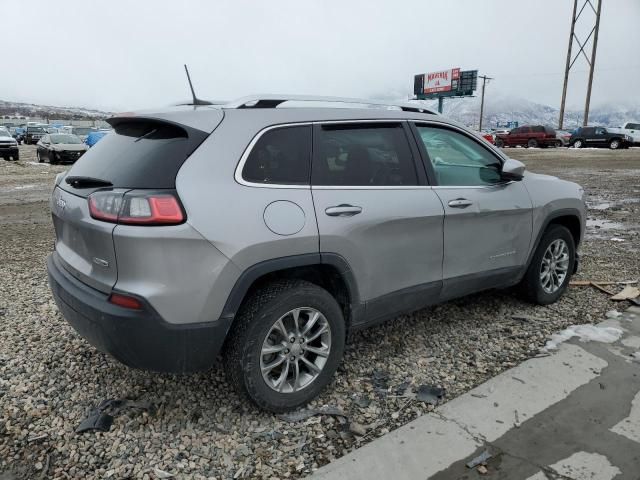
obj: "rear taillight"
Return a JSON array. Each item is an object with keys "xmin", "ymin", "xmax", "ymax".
[{"xmin": 89, "ymin": 190, "xmax": 185, "ymax": 226}]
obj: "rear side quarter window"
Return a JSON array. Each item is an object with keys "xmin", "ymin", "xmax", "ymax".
[{"xmin": 241, "ymin": 125, "xmax": 312, "ymax": 185}]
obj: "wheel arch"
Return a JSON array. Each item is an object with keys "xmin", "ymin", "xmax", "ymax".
[
  {"xmin": 525, "ymin": 209, "xmax": 583, "ymax": 270},
  {"xmin": 220, "ymin": 253, "xmax": 362, "ymax": 330}
]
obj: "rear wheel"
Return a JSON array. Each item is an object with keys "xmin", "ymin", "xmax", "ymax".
[
  {"xmin": 223, "ymin": 280, "xmax": 346, "ymax": 412},
  {"xmin": 519, "ymin": 225, "xmax": 575, "ymax": 305},
  {"xmin": 609, "ymin": 139, "xmax": 621, "ymax": 150},
  {"xmin": 496, "ymin": 138, "xmax": 505, "ymax": 148},
  {"xmin": 527, "ymin": 138, "xmax": 539, "ymax": 148}
]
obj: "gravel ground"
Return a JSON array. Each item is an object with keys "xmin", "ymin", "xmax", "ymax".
[{"xmin": 0, "ymin": 145, "xmax": 639, "ymax": 479}]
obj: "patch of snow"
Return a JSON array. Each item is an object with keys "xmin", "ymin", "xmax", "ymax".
[
  {"xmin": 26, "ymin": 162, "xmax": 49, "ymax": 167},
  {"xmin": 543, "ymin": 324, "xmax": 623, "ymax": 352},
  {"xmin": 13, "ymin": 184, "xmax": 37, "ymax": 190},
  {"xmin": 610, "ymin": 237, "xmax": 625, "ymax": 242},
  {"xmin": 605, "ymin": 310, "xmax": 622, "ymax": 319},
  {"xmin": 632, "ymin": 352, "xmax": 640, "ymax": 361}
]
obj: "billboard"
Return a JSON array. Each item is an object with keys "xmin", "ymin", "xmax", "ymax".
[
  {"xmin": 413, "ymin": 69, "xmax": 477, "ymax": 100},
  {"xmin": 423, "ymin": 68, "xmax": 460, "ymax": 94}
]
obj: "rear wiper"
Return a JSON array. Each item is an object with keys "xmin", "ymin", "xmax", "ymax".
[{"xmin": 65, "ymin": 176, "xmax": 113, "ymax": 188}]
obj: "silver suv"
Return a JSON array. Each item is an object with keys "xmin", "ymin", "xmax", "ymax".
[{"xmin": 47, "ymin": 96, "xmax": 586, "ymax": 412}]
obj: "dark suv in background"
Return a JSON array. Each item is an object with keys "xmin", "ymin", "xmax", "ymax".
[
  {"xmin": 569, "ymin": 126, "xmax": 632, "ymax": 149},
  {"xmin": 495, "ymin": 125, "xmax": 559, "ymax": 148},
  {"xmin": 24, "ymin": 126, "xmax": 46, "ymax": 145}
]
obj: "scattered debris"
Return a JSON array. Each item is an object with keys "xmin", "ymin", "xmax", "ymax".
[
  {"xmin": 511, "ymin": 376, "xmax": 526, "ymax": 384},
  {"xmin": 471, "ymin": 393, "xmax": 488, "ymax": 399},
  {"xmin": 512, "ymin": 314, "xmax": 546, "ymax": 322},
  {"xmin": 76, "ymin": 398, "xmax": 154, "ymax": 434},
  {"xmin": 416, "ymin": 385, "xmax": 446, "ymax": 405},
  {"xmin": 514, "ymin": 410, "xmax": 521, "ymax": 428},
  {"xmin": 349, "ymin": 422, "xmax": 367, "ymax": 437},
  {"xmin": 353, "ymin": 396, "xmax": 371, "ymax": 408},
  {"xmin": 466, "ymin": 450, "xmax": 492, "ymax": 469},
  {"xmin": 610, "ymin": 286, "xmax": 640, "ymax": 301},
  {"xmin": 477, "ymin": 465, "xmax": 489, "ymax": 475},
  {"xmin": 152, "ymin": 467, "xmax": 174, "ymax": 479},
  {"xmin": 27, "ymin": 433, "xmax": 48, "ymax": 443},
  {"xmin": 277, "ymin": 406, "xmax": 347, "ymax": 423}
]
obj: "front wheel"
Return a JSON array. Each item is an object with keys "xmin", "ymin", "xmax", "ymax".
[
  {"xmin": 573, "ymin": 139, "xmax": 584, "ymax": 148},
  {"xmin": 519, "ymin": 225, "xmax": 575, "ymax": 305},
  {"xmin": 495, "ymin": 138, "xmax": 505, "ymax": 148},
  {"xmin": 37, "ymin": 151, "xmax": 43, "ymax": 163},
  {"xmin": 223, "ymin": 280, "xmax": 346, "ymax": 412}
]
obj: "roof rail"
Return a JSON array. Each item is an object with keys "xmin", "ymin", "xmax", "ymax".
[{"xmin": 224, "ymin": 95, "xmax": 436, "ymax": 114}]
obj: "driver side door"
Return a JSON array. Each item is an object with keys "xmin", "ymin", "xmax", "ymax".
[
  {"xmin": 38, "ymin": 135, "xmax": 50, "ymax": 161},
  {"xmin": 412, "ymin": 123, "xmax": 533, "ymax": 300}
]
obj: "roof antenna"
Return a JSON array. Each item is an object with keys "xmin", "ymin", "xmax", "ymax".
[{"xmin": 184, "ymin": 64, "xmax": 212, "ymax": 106}]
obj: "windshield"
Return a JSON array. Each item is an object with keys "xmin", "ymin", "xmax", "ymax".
[
  {"xmin": 73, "ymin": 127, "xmax": 93, "ymax": 135},
  {"xmin": 0, "ymin": 131, "xmax": 12, "ymax": 138},
  {"xmin": 51, "ymin": 134, "xmax": 82, "ymax": 144},
  {"xmin": 29, "ymin": 127, "xmax": 45, "ymax": 133}
]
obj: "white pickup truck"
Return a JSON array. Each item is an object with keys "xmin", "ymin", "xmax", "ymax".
[{"xmin": 611, "ymin": 122, "xmax": 640, "ymax": 145}]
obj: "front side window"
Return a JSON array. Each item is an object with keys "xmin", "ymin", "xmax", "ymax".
[
  {"xmin": 416, "ymin": 125, "xmax": 502, "ymax": 186},
  {"xmin": 242, "ymin": 125, "xmax": 311, "ymax": 185},
  {"xmin": 312, "ymin": 123, "xmax": 418, "ymax": 186}
]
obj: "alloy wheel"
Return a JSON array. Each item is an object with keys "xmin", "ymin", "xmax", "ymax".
[
  {"xmin": 539, "ymin": 239, "xmax": 570, "ymax": 294},
  {"xmin": 260, "ymin": 307, "xmax": 331, "ymax": 393}
]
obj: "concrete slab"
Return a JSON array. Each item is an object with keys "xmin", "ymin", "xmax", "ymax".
[
  {"xmin": 610, "ymin": 391, "xmax": 640, "ymax": 444},
  {"xmin": 525, "ymin": 451, "xmax": 621, "ymax": 480},
  {"xmin": 311, "ymin": 307, "xmax": 640, "ymax": 480}
]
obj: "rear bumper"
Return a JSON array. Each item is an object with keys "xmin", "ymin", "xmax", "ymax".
[{"xmin": 47, "ymin": 252, "xmax": 232, "ymax": 373}]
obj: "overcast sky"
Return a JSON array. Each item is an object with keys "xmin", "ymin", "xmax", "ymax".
[{"xmin": 3, "ymin": 0, "xmax": 638, "ymax": 112}]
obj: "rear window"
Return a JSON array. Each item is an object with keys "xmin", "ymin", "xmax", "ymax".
[{"xmin": 64, "ymin": 120, "xmax": 208, "ymax": 191}]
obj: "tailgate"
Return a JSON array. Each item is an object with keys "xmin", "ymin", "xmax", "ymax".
[{"xmin": 51, "ymin": 186, "xmax": 123, "ymax": 293}]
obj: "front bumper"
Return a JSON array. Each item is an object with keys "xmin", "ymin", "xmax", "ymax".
[
  {"xmin": 47, "ymin": 252, "xmax": 233, "ymax": 373},
  {"xmin": 0, "ymin": 147, "xmax": 18, "ymax": 156}
]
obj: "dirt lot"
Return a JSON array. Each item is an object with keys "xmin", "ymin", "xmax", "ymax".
[{"xmin": 0, "ymin": 145, "xmax": 639, "ymax": 479}]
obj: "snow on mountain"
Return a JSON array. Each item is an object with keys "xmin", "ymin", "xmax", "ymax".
[
  {"xmin": 0, "ymin": 100, "xmax": 110, "ymax": 120},
  {"xmin": 398, "ymin": 94, "xmax": 640, "ymax": 129}
]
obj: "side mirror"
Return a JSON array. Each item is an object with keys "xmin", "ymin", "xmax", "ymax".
[{"xmin": 501, "ymin": 158, "xmax": 525, "ymax": 181}]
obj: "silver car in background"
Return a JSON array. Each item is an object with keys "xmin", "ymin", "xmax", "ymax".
[{"xmin": 47, "ymin": 95, "xmax": 586, "ymax": 411}]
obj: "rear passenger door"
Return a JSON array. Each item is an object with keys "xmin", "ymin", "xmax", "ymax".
[
  {"xmin": 311, "ymin": 122, "xmax": 444, "ymax": 323},
  {"xmin": 412, "ymin": 123, "xmax": 533, "ymax": 300}
]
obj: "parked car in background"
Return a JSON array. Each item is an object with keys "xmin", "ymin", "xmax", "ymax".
[
  {"xmin": 68, "ymin": 126, "xmax": 96, "ymax": 142},
  {"xmin": 24, "ymin": 126, "xmax": 47, "ymax": 145},
  {"xmin": 10, "ymin": 127, "xmax": 25, "ymax": 144},
  {"xmin": 479, "ymin": 130, "xmax": 495, "ymax": 144},
  {"xmin": 556, "ymin": 129, "xmax": 573, "ymax": 147},
  {"xmin": 47, "ymin": 95, "xmax": 586, "ymax": 412},
  {"xmin": 611, "ymin": 122, "xmax": 640, "ymax": 145},
  {"xmin": 569, "ymin": 126, "xmax": 632, "ymax": 149},
  {"xmin": 85, "ymin": 130, "xmax": 109, "ymax": 147},
  {"xmin": 36, "ymin": 134, "xmax": 88, "ymax": 164},
  {"xmin": 0, "ymin": 129, "xmax": 19, "ymax": 160},
  {"xmin": 495, "ymin": 125, "xmax": 559, "ymax": 148}
]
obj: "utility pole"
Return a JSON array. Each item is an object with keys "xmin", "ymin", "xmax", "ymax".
[
  {"xmin": 478, "ymin": 75, "xmax": 492, "ymax": 131},
  {"xmin": 583, "ymin": 0, "xmax": 602, "ymax": 126},
  {"xmin": 558, "ymin": 0, "xmax": 603, "ymax": 128}
]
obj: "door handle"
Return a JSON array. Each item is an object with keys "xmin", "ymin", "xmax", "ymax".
[
  {"xmin": 325, "ymin": 204, "xmax": 363, "ymax": 217},
  {"xmin": 448, "ymin": 198, "xmax": 473, "ymax": 208}
]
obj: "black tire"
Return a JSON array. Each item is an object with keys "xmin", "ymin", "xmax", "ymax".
[
  {"xmin": 573, "ymin": 139, "xmax": 584, "ymax": 148},
  {"xmin": 223, "ymin": 279, "xmax": 346, "ymax": 412},
  {"xmin": 37, "ymin": 151, "xmax": 43, "ymax": 163},
  {"xmin": 527, "ymin": 138, "xmax": 539, "ymax": 148},
  {"xmin": 496, "ymin": 138, "xmax": 504, "ymax": 148},
  {"xmin": 519, "ymin": 225, "xmax": 575, "ymax": 305},
  {"xmin": 609, "ymin": 138, "xmax": 621, "ymax": 150}
]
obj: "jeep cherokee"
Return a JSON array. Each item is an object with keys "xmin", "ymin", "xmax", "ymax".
[{"xmin": 47, "ymin": 95, "xmax": 586, "ymax": 412}]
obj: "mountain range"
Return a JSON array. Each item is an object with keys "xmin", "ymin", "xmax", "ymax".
[{"xmin": 2, "ymin": 95, "xmax": 639, "ymax": 129}]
